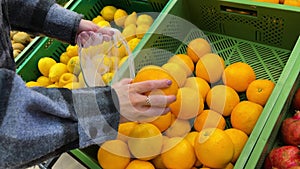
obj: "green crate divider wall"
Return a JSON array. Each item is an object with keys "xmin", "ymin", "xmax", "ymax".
[
  {"xmin": 184, "ymin": 0, "xmax": 300, "ymax": 50},
  {"xmin": 245, "ymin": 48, "xmax": 300, "ymax": 168},
  {"xmin": 116, "ymin": 0, "xmax": 300, "ymax": 168}
]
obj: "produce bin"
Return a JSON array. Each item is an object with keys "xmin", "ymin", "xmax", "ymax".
[{"xmin": 115, "ymin": 0, "xmax": 300, "ymax": 168}]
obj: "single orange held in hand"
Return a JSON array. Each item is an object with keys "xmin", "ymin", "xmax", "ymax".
[
  {"xmin": 132, "ymin": 65, "xmax": 179, "ymax": 96},
  {"xmin": 246, "ymin": 79, "xmax": 275, "ymax": 106}
]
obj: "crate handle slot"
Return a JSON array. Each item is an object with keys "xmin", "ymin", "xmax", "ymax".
[{"xmin": 220, "ymin": 5, "xmax": 257, "ymax": 17}]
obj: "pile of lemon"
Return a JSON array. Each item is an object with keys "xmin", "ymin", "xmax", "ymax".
[
  {"xmin": 96, "ymin": 37, "xmax": 276, "ymax": 169},
  {"xmin": 26, "ymin": 5, "xmax": 154, "ymax": 89}
]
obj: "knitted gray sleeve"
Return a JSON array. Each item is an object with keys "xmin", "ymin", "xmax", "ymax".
[
  {"xmin": 0, "ymin": 68, "xmax": 120, "ymax": 169},
  {"xmin": 7, "ymin": 0, "xmax": 82, "ymax": 44}
]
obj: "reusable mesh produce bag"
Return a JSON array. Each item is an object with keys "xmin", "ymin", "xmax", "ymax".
[{"xmin": 77, "ymin": 28, "xmax": 135, "ymax": 87}]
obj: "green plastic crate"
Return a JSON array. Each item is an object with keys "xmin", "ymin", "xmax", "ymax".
[
  {"xmin": 186, "ymin": 0, "xmax": 300, "ymax": 50},
  {"xmin": 115, "ymin": 0, "xmax": 300, "ymax": 168}
]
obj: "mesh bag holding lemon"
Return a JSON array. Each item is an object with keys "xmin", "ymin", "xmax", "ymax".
[{"xmin": 77, "ymin": 28, "xmax": 135, "ymax": 87}]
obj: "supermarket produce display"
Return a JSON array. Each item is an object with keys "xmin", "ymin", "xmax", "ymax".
[{"xmin": 13, "ymin": 0, "xmax": 300, "ymax": 168}]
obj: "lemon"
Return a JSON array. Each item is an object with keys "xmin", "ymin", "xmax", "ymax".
[
  {"xmin": 77, "ymin": 72, "xmax": 86, "ymax": 88},
  {"xmin": 36, "ymin": 76, "xmax": 53, "ymax": 87},
  {"xmin": 122, "ymin": 23, "xmax": 136, "ymax": 41},
  {"xmin": 67, "ymin": 56, "xmax": 81, "ymax": 75},
  {"xmin": 47, "ymin": 84, "xmax": 58, "ymax": 88},
  {"xmin": 38, "ymin": 57, "xmax": 57, "ymax": 77},
  {"xmin": 66, "ymin": 45, "xmax": 78, "ymax": 58},
  {"xmin": 114, "ymin": 9, "xmax": 128, "ymax": 27},
  {"xmin": 124, "ymin": 12, "xmax": 137, "ymax": 27},
  {"xmin": 26, "ymin": 81, "xmax": 42, "ymax": 88},
  {"xmin": 92, "ymin": 15, "xmax": 104, "ymax": 24},
  {"xmin": 63, "ymin": 82, "xmax": 81, "ymax": 90},
  {"xmin": 59, "ymin": 73, "xmax": 78, "ymax": 87},
  {"xmin": 102, "ymin": 72, "xmax": 114, "ymax": 85},
  {"xmin": 127, "ymin": 38, "xmax": 141, "ymax": 52},
  {"xmin": 100, "ymin": 6, "xmax": 117, "ymax": 21},
  {"xmin": 60, "ymin": 52, "xmax": 70, "ymax": 65},
  {"xmin": 136, "ymin": 24, "xmax": 150, "ymax": 39},
  {"xmin": 136, "ymin": 14, "xmax": 153, "ymax": 26},
  {"xmin": 97, "ymin": 20, "xmax": 111, "ymax": 28},
  {"xmin": 118, "ymin": 56, "xmax": 129, "ymax": 68},
  {"xmin": 49, "ymin": 63, "xmax": 68, "ymax": 83}
]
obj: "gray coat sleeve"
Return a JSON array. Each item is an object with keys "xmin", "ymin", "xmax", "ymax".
[
  {"xmin": 7, "ymin": 0, "xmax": 82, "ymax": 44},
  {"xmin": 0, "ymin": 68, "xmax": 120, "ymax": 169}
]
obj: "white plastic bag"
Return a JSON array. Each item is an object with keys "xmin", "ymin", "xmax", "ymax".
[{"xmin": 77, "ymin": 28, "xmax": 135, "ymax": 87}]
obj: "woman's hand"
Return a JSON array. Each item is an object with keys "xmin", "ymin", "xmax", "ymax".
[
  {"xmin": 112, "ymin": 79, "xmax": 176, "ymax": 123},
  {"xmin": 76, "ymin": 19, "xmax": 114, "ymax": 47}
]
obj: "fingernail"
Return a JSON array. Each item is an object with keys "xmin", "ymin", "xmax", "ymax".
[
  {"xmin": 172, "ymin": 95, "xmax": 177, "ymax": 101},
  {"xmin": 167, "ymin": 80, "xmax": 172, "ymax": 85}
]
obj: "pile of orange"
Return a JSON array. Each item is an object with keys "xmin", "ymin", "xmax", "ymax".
[{"xmin": 95, "ymin": 36, "xmax": 276, "ymax": 169}]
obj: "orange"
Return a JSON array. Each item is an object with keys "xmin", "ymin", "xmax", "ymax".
[
  {"xmin": 169, "ymin": 87, "xmax": 204, "ymax": 120},
  {"xmin": 187, "ymin": 38, "xmax": 212, "ymax": 63},
  {"xmin": 224, "ymin": 128, "xmax": 249, "ymax": 163},
  {"xmin": 222, "ymin": 62, "xmax": 256, "ymax": 92},
  {"xmin": 132, "ymin": 65, "xmax": 179, "ymax": 96},
  {"xmin": 151, "ymin": 154, "xmax": 167, "ymax": 169},
  {"xmin": 184, "ymin": 76, "xmax": 211, "ymax": 100},
  {"xmin": 246, "ymin": 79, "xmax": 275, "ymax": 106},
  {"xmin": 230, "ymin": 101, "xmax": 263, "ymax": 135},
  {"xmin": 164, "ymin": 118, "xmax": 191, "ymax": 138},
  {"xmin": 184, "ymin": 131, "xmax": 199, "ymax": 147},
  {"xmin": 284, "ymin": 0, "xmax": 300, "ymax": 6},
  {"xmin": 162, "ymin": 62, "xmax": 187, "ymax": 87},
  {"xmin": 97, "ymin": 139, "xmax": 131, "ymax": 169},
  {"xmin": 254, "ymin": 0, "xmax": 279, "ymax": 3},
  {"xmin": 193, "ymin": 109, "xmax": 226, "ymax": 132},
  {"xmin": 168, "ymin": 54, "xmax": 195, "ymax": 76},
  {"xmin": 194, "ymin": 128, "xmax": 234, "ymax": 168},
  {"xmin": 126, "ymin": 160, "xmax": 155, "ymax": 169},
  {"xmin": 195, "ymin": 53, "xmax": 225, "ymax": 83},
  {"xmin": 149, "ymin": 112, "xmax": 172, "ymax": 132},
  {"xmin": 117, "ymin": 121, "xmax": 139, "ymax": 142},
  {"xmin": 206, "ymin": 85, "xmax": 240, "ymax": 116},
  {"xmin": 161, "ymin": 137, "xmax": 196, "ymax": 169},
  {"xmin": 127, "ymin": 123, "xmax": 163, "ymax": 160}
]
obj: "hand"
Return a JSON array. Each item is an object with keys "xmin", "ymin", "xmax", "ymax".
[
  {"xmin": 76, "ymin": 19, "xmax": 114, "ymax": 47},
  {"xmin": 112, "ymin": 79, "xmax": 176, "ymax": 123}
]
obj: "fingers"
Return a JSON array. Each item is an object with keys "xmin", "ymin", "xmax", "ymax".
[
  {"xmin": 142, "ymin": 95, "xmax": 176, "ymax": 107},
  {"xmin": 132, "ymin": 79, "xmax": 172, "ymax": 94}
]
